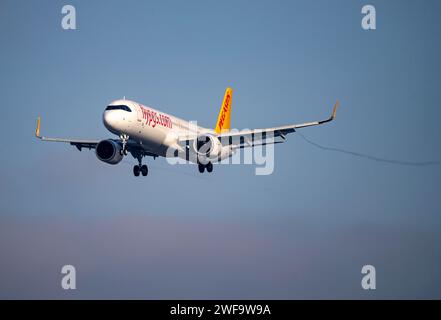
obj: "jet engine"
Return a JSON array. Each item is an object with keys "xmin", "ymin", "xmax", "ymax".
[
  {"xmin": 193, "ymin": 134, "xmax": 222, "ymax": 159},
  {"xmin": 95, "ymin": 139, "xmax": 123, "ymax": 165}
]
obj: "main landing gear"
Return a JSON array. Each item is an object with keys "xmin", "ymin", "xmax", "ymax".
[
  {"xmin": 133, "ymin": 154, "xmax": 148, "ymax": 177},
  {"xmin": 133, "ymin": 164, "xmax": 148, "ymax": 177},
  {"xmin": 198, "ymin": 162, "xmax": 213, "ymax": 174}
]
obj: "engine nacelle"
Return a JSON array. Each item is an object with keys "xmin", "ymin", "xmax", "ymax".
[
  {"xmin": 95, "ymin": 139, "xmax": 123, "ymax": 165},
  {"xmin": 193, "ymin": 134, "xmax": 222, "ymax": 160}
]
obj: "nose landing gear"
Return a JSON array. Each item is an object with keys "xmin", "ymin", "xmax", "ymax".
[{"xmin": 119, "ymin": 134, "xmax": 129, "ymax": 156}]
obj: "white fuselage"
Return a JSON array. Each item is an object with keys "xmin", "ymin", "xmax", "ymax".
[{"xmin": 102, "ymin": 99, "xmax": 215, "ymax": 160}]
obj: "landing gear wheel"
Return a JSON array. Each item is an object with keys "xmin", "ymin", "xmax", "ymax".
[
  {"xmin": 198, "ymin": 164, "xmax": 205, "ymax": 173},
  {"xmin": 133, "ymin": 165, "xmax": 140, "ymax": 177},
  {"xmin": 141, "ymin": 165, "xmax": 148, "ymax": 176},
  {"xmin": 206, "ymin": 162, "xmax": 213, "ymax": 173}
]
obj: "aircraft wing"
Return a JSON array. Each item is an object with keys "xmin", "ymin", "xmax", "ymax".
[
  {"xmin": 219, "ymin": 101, "xmax": 339, "ymax": 148},
  {"xmin": 35, "ymin": 117, "xmax": 99, "ymax": 151},
  {"xmin": 179, "ymin": 101, "xmax": 339, "ymax": 149}
]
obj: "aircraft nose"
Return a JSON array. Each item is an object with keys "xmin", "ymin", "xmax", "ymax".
[{"xmin": 103, "ymin": 111, "xmax": 118, "ymax": 130}]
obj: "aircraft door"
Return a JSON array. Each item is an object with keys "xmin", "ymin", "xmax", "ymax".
[
  {"xmin": 136, "ymin": 104, "xmax": 144, "ymax": 123},
  {"xmin": 136, "ymin": 104, "xmax": 145, "ymax": 136}
]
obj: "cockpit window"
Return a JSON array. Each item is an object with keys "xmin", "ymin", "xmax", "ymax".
[{"xmin": 105, "ymin": 105, "xmax": 132, "ymax": 112}]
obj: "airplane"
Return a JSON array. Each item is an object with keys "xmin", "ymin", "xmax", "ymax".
[{"xmin": 35, "ymin": 88, "xmax": 339, "ymax": 177}]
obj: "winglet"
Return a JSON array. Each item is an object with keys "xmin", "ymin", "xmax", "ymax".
[
  {"xmin": 331, "ymin": 100, "xmax": 340, "ymax": 120},
  {"xmin": 35, "ymin": 117, "xmax": 41, "ymax": 138},
  {"xmin": 318, "ymin": 100, "xmax": 340, "ymax": 124}
]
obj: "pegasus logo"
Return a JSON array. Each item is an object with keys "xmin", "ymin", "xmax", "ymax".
[
  {"xmin": 140, "ymin": 106, "xmax": 172, "ymax": 129},
  {"xmin": 217, "ymin": 93, "xmax": 231, "ymax": 131}
]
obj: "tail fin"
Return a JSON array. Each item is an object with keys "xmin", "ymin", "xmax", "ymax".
[{"xmin": 214, "ymin": 87, "xmax": 232, "ymax": 134}]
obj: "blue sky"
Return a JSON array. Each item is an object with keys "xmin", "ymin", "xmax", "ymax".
[{"xmin": 0, "ymin": 0, "xmax": 440, "ymax": 298}]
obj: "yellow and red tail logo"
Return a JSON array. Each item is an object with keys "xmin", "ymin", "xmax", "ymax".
[{"xmin": 215, "ymin": 87, "xmax": 232, "ymax": 134}]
